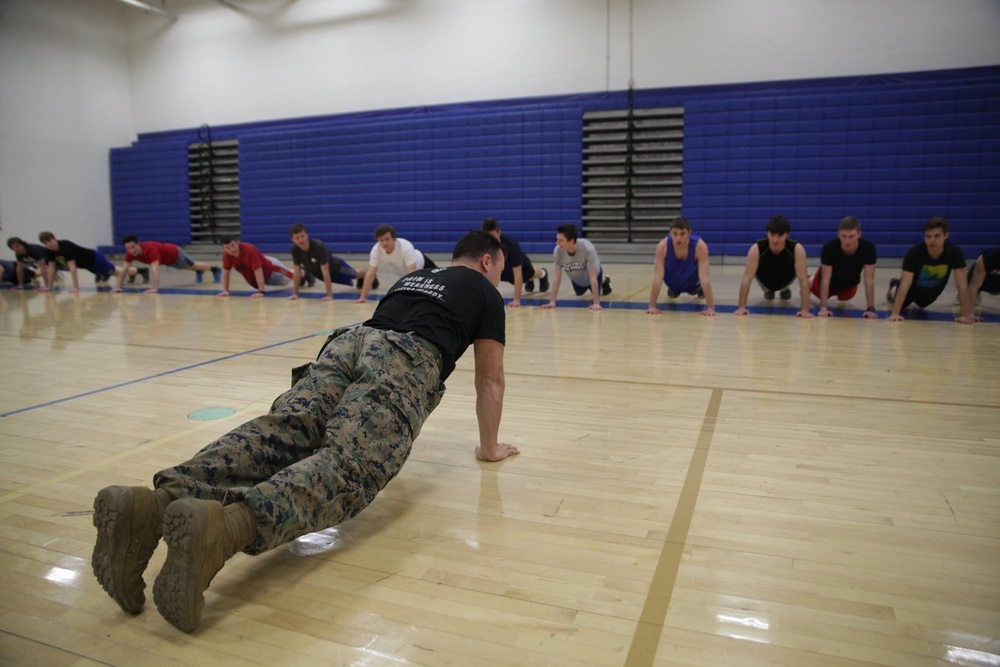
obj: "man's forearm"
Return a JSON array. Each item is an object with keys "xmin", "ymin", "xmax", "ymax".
[
  {"xmin": 956, "ymin": 275, "xmax": 973, "ymax": 319},
  {"xmin": 738, "ymin": 279, "xmax": 751, "ymax": 309},
  {"xmin": 649, "ymin": 267, "xmax": 664, "ymax": 307},
  {"xmin": 360, "ymin": 267, "xmax": 376, "ymax": 298},
  {"xmin": 116, "ymin": 262, "xmax": 130, "ymax": 290},
  {"xmin": 321, "ymin": 264, "xmax": 333, "ymax": 297},
  {"xmin": 475, "ymin": 377, "xmax": 505, "ymax": 455},
  {"xmin": 891, "ymin": 274, "xmax": 913, "ymax": 317}
]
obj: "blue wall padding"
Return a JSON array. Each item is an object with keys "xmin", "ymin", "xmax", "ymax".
[
  {"xmin": 110, "ymin": 137, "xmax": 192, "ymax": 245},
  {"xmin": 238, "ymin": 106, "xmax": 583, "ymax": 254},
  {"xmin": 671, "ymin": 79, "xmax": 1000, "ymax": 259},
  {"xmin": 110, "ymin": 67, "xmax": 1000, "ymax": 257}
]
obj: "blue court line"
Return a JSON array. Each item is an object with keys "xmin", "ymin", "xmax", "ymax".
[
  {"xmin": 2, "ymin": 284, "xmax": 992, "ymax": 321},
  {"xmin": 504, "ymin": 296, "xmax": 995, "ymax": 321},
  {"xmin": 0, "ymin": 284, "xmax": 385, "ymax": 301},
  {"xmin": 0, "ymin": 332, "xmax": 326, "ymax": 419}
]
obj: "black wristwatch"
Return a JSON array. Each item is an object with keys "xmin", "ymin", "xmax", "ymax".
[{"xmin": 866, "ymin": 306, "xmax": 876, "ymax": 312}]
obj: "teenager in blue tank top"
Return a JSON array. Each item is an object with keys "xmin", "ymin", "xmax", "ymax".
[{"xmin": 647, "ymin": 217, "xmax": 717, "ymax": 316}]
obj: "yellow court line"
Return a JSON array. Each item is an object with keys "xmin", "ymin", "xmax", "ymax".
[
  {"xmin": 0, "ymin": 405, "xmax": 260, "ymax": 506},
  {"xmin": 623, "ymin": 284, "xmax": 652, "ymax": 302},
  {"xmin": 625, "ymin": 388, "xmax": 723, "ymax": 667}
]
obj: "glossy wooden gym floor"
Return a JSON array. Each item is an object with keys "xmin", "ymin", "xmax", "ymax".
[{"xmin": 1, "ymin": 263, "xmax": 998, "ymax": 667}]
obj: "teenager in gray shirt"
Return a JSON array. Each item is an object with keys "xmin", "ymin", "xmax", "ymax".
[{"xmin": 542, "ymin": 224, "xmax": 612, "ymax": 311}]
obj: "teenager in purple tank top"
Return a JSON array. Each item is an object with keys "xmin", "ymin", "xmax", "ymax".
[{"xmin": 647, "ymin": 217, "xmax": 717, "ymax": 316}]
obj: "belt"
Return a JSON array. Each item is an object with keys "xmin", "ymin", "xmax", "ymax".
[{"xmin": 410, "ymin": 333, "xmax": 441, "ymax": 364}]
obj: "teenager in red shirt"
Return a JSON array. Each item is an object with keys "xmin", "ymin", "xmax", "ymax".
[
  {"xmin": 113, "ymin": 236, "xmax": 220, "ymax": 294},
  {"xmin": 217, "ymin": 236, "xmax": 294, "ymax": 298}
]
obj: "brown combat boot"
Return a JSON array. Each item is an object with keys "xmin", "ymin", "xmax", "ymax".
[
  {"xmin": 91, "ymin": 485, "xmax": 173, "ymax": 614},
  {"xmin": 153, "ymin": 499, "xmax": 256, "ymax": 633}
]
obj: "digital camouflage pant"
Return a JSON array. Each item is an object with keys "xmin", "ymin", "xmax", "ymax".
[{"xmin": 154, "ymin": 326, "xmax": 445, "ymax": 554}]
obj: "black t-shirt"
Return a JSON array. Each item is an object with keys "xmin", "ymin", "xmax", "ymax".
[
  {"xmin": 902, "ymin": 242, "xmax": 965, "ymax": 297},
  {"xmin": 498, "ymin": 234, "xmax": 525, "ymax": 283},
  {"xmin": 291, "ymin": 238, "xmax": 343, "ymax": 275},
  {"xmin": 978, "ymin": 247, "xmax": 1000, "ymax": 293},
  {"xmin": 365, "ymin": 266, "xmax": 506, "ymax": 381},
  {"xmin": 969, "ymin": 248, "xmax": 1000, "ymax": 280},
  {"xmin": 45, "ymin": 240, "xmax": 97, "ymax": 270},
  {"xmin": 16, "ymin": 243, "xmax": 48, "ymax": 267},
  {"xmin": 982, "ymin": 247, "xmax": 1000, "ymax": 273},
  {"xmin": 755, "ymin": 238, "xmax": 798, "ymax": 289},
  {"xmin": 820, "ymin": 237, "xmax": 877, "ymax": 291}
]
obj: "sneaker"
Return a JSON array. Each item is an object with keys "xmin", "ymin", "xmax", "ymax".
[
  {"xmin": 696, "ymin": 287, "xmax": 705, "ymax": 299},
  {"xmin": 195, "ymin": 270, "xmax": 204, "ymax": 284},
  {"xmin": 601, "ymin": 276, "xmax": 612, "ymax": 296},
  {"xmin": 127, "ymin": 271, "xmax": 136, "ymax": 284},
  {"xmin": 356, "ymin": 275, "xmax": 364, "ymax": 290},
  {"xmin": 539, "ymin": 269, "xmax": 550, "ymax": 293},
  {"xmin": 139, "ymin": 268, "xmax": 150, "ymax": 283},
  {"xmin": 525, "ymin": 278, "xmax": 535, "ymax": 293},
  {"xmin": 886, "ymin": 277, "xmax": 900, "ymax": 304},
  {"xmin": 91, "ymin": 485, "xmax": 173, "ymax": 614},
  {"xmin": 667, "ymin": 288, "xmax": 680, "ymax": 298},
  {"xmin": 211, "ymin": 267, "xmax": 222, "ymax": 283},
  {"xmin": 372, "ymin": 278, "xmax": 380, "ymax": 290},
  {"xmin": 779, "ymin": 288, "xmax": 792, "ymax": 300},
  {"xmin": 306, "ymin": 273, "xmax": 316, "ymax": 287},
  {"xmin": 764, "ymin": 290, "xmax": 775, "ymax": 299}
]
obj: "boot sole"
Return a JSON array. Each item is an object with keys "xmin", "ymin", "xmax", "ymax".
[
  {"xmin": 153, "ymin": 499, "xmax": 218, "ymax": 633},
  {"xmin": 92, "ymin": 486, "xmax": 146, "ymax": 614}
]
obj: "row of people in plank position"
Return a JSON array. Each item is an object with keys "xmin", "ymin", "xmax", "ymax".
[
  {"xmin": 4, "ymin": 225, "xmax": 423, "ymax": 301},
  {"xmin": 5, "ymin": 217, "xmax": 998, "ymax": 322},
  {"xmin": 487, "ymin": 215, "xmax": 996, "ymax": 322},
  {"xmin": 3, "ymin": 223, "xmax": 515, "ymax": 301},
  {"xmin": 645, "ymin": 214, "xmax": 996, "ymax": 323}
]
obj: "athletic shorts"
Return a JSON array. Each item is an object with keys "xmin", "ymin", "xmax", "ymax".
[
  {"xmin": 664, "ymin": 276, "xmax": 701, "ymax": 295},
  {"xmin": 263, "ymin": 256, "xmax": 293, "ymax": 286},
  {"xmin": 755, "ymin": 275, "xmax": 794, "ymax": 293},
  {"xmin": 809, "ymin": 271, "xmax": 859, "ymax": 301},
  {"xmin": 88, "ymin": 252, "xmax": 117, "ymax": 279},
  {"xmin": 168, "ymin": 248, "xmax": 196, "ymax": 269},
  {"xmin": 330, "ymin": 258, "xmax": 358, "ymax": 286},
  {"xmin": 899, "ymin": 285, "xmax": 944, "ymax": 310},
  {"xmin": 570, "ymin": 269, "xmax": 605, "ymax": 296}
]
